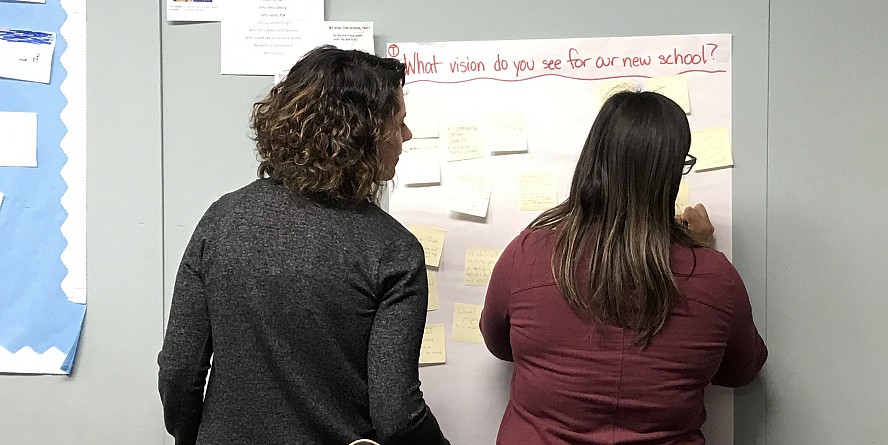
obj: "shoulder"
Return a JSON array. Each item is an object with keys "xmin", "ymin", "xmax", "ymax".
[
  {"xmin": 670, "ymin": 245, "xmax": 735, "ymax": 277},
  {"xmin": 493, "ymin": 228, "xmax": 562, "ymax": 272},
  {"xmin": 336, "ymin": 204, "xmax": 426, "ymax": 268},
  {"xmin": 671, "ymin": 245, "xmax": 745, "ymax": 311},
  {"xmin": 198, "ymin": 179, "xmax": 269, "ymax": 227},
  {"xmin": 369, "ymin": 205, "xmax": 416, "ymax": 242},
  {"xmin": 509, "ymin": 228, "xmax": 557, "ymax": 255},
  {"xmin": 349, "ymin": 203, "xmax": 421, "ymax": 255},
  {"xmin": 493, "ymin": 228, "xmax": 559, "ymax": 292}
]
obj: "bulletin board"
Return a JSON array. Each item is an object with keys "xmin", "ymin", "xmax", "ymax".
[
  {"xmin": 387, "ymin": 33, "xmax": 734, "ymax": 445},
  {"xmin": 0, "ymin": 0, "xmax": 87, "ymax": 375}
]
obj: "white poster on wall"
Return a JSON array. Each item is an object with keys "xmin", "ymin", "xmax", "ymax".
[
  {"xmin": 220, "ymin": 0, "xmax": 336, "ymax": 75},
  {"xmin": 224, "ymin": 20, "xmax": 374, "ymax": 76},
  {"xmin": 166, "ymin": 0, "xmax": 220, "ymax": 22},
  {"xmin": 386, "ymin": 34, "xmax": 733, "ymax": 445},
  {"xmin": 270, "ymin": 22, "xmax": 374, "ymax": 83}
]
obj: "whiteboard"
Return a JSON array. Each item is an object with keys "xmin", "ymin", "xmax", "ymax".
[{"xmin": 387, "ymin": 34, "xmax": 734, "ymax": 445}]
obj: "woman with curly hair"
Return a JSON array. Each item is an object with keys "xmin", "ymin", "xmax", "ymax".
[{"xmin": 159, "ymin": 46, "xmax": 450, "ymax": 445}]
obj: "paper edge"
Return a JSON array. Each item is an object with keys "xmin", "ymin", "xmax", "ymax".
[
  {"xmin": 0, "ymin": 346, "xmax": 68, "ymax": 375},
  {"xmin": 59, "ymin": 0, "xmax": 87, "ymax": 304}
]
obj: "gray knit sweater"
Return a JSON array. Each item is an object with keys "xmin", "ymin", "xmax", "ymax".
[{"xmin": 158, "ymin": 178, "xmax": 450, "ymax": 445}]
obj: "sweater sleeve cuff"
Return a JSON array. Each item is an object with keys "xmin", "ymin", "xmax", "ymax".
[{"xmin": 384, "ymin": 408, "xmax": 450, "ymax": 445}]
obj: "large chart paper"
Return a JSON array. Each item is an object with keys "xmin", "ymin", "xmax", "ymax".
[{"xmin": 387, "ymin": 34, "xmax": 734, "ymax": 445}]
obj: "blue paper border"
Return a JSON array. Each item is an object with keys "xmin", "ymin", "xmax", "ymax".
[{"xmin": 0, "ymin": 0, "xmax": 85, "ymax": 372}]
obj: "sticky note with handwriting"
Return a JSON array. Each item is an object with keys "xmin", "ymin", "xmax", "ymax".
[
  {"xmin": 450, "ymin": 174, "xmax": 491, "ymax": 218},
  {"xmin": 398, "ymin": 139, "xmax": 441, "ymax": 186},
  {"xmin": 484, "ymin": 112, "xmax": 527, "ymax": 154},
  {"xmin": 419, "ymin": 323, "xmax": 446, "ymax": 365},
  {"xmin": 519, "ymin": 172, "xmax": 558, "ymax": 211},
  {"xmin": 595, "ymin": 80, "xmax": 637, "ymax": 107},
  {"xmin": 452, "ymin": 303, "xmax": 484, "ymax": 343},
  {"xmin": 690, "ymin": 127, "xmax": 732, "ymax": 171},
  {"xmin": 405, "ymin": 99, "xmax": 440, "ymax": 139},
  {"xmin": 408, "ymin": 224, "xmax": 446, "ymax": 268},
  {"xmin": 445, "ymin": 123, "xmax": 484, "ymax": 161},
  {"xmin": 675, "ymin": 179, "xmax": 690, "ymax": 216},
  {"xmin": 464, "ymin": 247, "xmax": 503, "ymax": 287},
  {"xmin": 647, "ymin": 75, "xmax": 691, "ymax": 114},
  {"xmin": 427, "ymin": 270, "xmax": 440, "ymax": 311}
]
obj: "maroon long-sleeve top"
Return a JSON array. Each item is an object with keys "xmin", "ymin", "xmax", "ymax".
[{"xmin": 480, "ymin": 229, "xmax": 767, "ymax": 445}]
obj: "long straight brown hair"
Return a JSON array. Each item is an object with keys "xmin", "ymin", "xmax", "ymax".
[{"xmin": 529, "ymin": 91, "xmax": 704, "ymax": 347}]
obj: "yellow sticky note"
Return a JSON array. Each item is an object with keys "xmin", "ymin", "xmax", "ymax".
[
  {"xmin": 675, "ymin": 179, "xmax": 690, "ymax": 216},
  {"xmin": 452, "ymin": 303, "xmax": 484, "ymax": 344},
  {"xmin": 427, "ymin": 270, "xmax": 440, "ymax": 311},
  {"xmin": 484, "ymin": 112, "xmax": 527, "ymax": 154},
  {"xmin": 519, "ymin": 172, "xmax": 558, "ymax": 211},
  {"xmin": 445, "ymin": 123, "xmax": 484, "ymax": 161},
  {"xmin": 405, "ymin": 99, "xmax": 439, "ymax": 139},
  {"xmin": 408, "ymin": 224, "xmax": 446, "ymax": 268},
  {"xmin": 450, "ymin": 174, "xmax": 491, "ymax": 218},
  {"xmin": 419, "ymin": 323, "xmax": 446, "ymax": 365},
  {"xmin": 464, "ymin": 247, "xmax": 503, "ymax": 287},
  {"xmin": 595, "ymin": 80, "xmax": 637, "ymax": 107},
  {"xmin": 647, "ymin": 75, "xmax": 691, "ymax": 114},
  {"xmin": 690, "ymin": 128, "xmax": 732, "ymax": 171},
  {"xmin": 398, "ymin": 139, "xmax": 441, "ymax": 186}
]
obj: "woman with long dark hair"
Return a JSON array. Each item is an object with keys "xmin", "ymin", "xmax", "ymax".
[
  {"xmin": 159, "ymin": 46, "xmax": 450, "ymax": 445},
  {"xmin": 481, "ymin": 91, "xmax": 766, "ymax": 444}
]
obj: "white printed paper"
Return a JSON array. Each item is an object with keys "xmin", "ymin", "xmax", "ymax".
[
  {"xmin": 0, "ymin": 112, "xmax": 38, "ymax": 167},
  {"xmin": 167, "ymin": 0, "xmax": 220, "ymax": 22},
  {"xmin": 221, "ymin": 0, "xmax": 365, "ymax": 76},
  {"xmin": 0, "ymin": 28, "xmax": 56, "ymax": 83},
  {"xmin": 269, "ymin": 22, "xmax": 374, "ymax": 81}
]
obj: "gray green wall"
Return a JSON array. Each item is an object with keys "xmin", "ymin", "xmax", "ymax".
[{"xmin": 1, "ymin": 1, "xmax": 886, "ymax": 443}]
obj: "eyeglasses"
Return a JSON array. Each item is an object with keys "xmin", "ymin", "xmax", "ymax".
[{"xmin": 682, "ymin": 154, "xmax": 697, "ymax": 175}]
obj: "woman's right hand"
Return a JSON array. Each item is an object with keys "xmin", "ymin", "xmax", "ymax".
[{"xmin": 679, "ymin": 203, "xmax": 716, "ymax": 247}]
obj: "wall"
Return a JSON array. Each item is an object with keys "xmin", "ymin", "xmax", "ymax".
[
  {"xmin": 746, "ymin": 1, "xmax": 888, "ymax": 443},
  {"xmin": 0, "ymin": 0, "xmax": 165, "ymax": 443},
  {"xmin": 160, "ymin": 1, "xmax": 769, "ymax": 444},
  {"xmin": 2, "ymin": 1, "xmax": 886, "ymax": 444}
]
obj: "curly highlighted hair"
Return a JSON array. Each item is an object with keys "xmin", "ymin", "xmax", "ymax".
[{"xmin": 251, "ymin": 45, "xmax": 406, "ymax": 203}]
